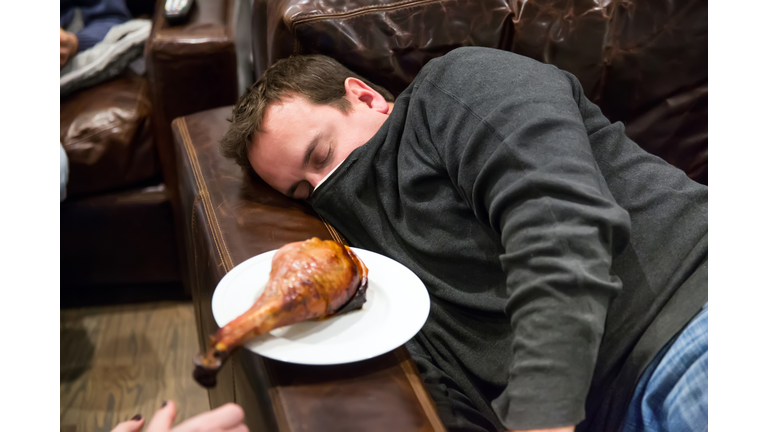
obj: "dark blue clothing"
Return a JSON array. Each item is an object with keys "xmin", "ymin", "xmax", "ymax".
[{"xmin": 60, "ymin": 0, "xmax": 131, "ymax": 51}]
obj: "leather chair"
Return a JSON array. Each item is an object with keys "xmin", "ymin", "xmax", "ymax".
[
  {"xmin": 60, "ymin": 0, "xmax": 238, "ymax": 296},
  {"xmin": 173, "ymin": 0, "xmax": 707, "ymax": 430}
]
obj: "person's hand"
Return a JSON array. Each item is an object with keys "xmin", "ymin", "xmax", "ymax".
[
  {"xmin": 110, "ymin": 414, "xmax": 145, "ymax": 432},
  {"xmin": 60, "ymin": 28, "xmax": 78, "ymax": 68},
  {"xmin": 110, "ymin": 400, "xmax": 248, "ymax": 432},
  {"xmin": 109, "ymin": 401, "xmax": 247, "ymax": 432}
]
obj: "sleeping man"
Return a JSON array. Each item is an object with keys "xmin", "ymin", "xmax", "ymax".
[{"xmin": 218, "ymin": 47, "xmax": 708, "ymax": 432}]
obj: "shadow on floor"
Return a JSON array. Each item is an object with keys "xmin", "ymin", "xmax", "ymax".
[{"xmin": 61, "ymin": 324, "xmax": 95, "ymax": 383}]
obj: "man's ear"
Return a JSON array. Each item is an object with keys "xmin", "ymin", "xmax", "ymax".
[{"xmin": 344, "ymin": 78, "xmax": 390, "ymax": 114}]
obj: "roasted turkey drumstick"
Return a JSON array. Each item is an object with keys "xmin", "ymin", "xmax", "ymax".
[{"xmin": 193, "ymin": 237, "xmax": 369, "ymax": 387}]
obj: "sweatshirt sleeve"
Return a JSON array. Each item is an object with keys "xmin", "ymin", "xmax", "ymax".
[
  {"xmin": 75, "ymin": 0, "xmax": 132, "ymax": 51},
  {"xmin": 415, "ymin": 47, "xmax": 631, "ymax": 430}
]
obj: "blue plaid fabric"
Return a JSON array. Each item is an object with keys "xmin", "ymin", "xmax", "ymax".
[{"xmin": 621, "ymin": 303, "xmax": 708, "ymax": 432}]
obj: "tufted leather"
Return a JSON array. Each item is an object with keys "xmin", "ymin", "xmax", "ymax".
[
  {"xmin": 255, "ymin": 0, "xmax": 707, "ymax": 184},
  {"xmin": 173, "ymin": 106, "xmax": 447, "ymax": 432}
]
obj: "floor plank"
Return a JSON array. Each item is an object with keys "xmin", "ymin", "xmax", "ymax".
[{"xmin": 61, "ymin": 302, "xmax": 210, "ymax": 432}]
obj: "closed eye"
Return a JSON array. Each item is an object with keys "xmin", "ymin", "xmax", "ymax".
[
  {"xmin": 302, "ymin": 133, "xmax": 322, "ymax": 168},
  {"xmin": 319, "ymin": 142, "xmax": 333, "ymax": 167}
]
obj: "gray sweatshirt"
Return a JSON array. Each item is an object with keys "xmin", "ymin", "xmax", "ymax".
[{"xmin": 310, "ymin": 47, "xmax": 707, "ymax": 432}]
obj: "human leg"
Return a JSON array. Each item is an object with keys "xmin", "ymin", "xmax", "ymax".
[{"xmin": 621, "ymin": 303, "xmax": 708, "ymax": 432}]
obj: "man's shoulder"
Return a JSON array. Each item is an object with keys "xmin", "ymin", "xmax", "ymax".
[
  {"xmin": 415, "ymin": 47, "xmax": 498, "ymax": 85},
  {"xmin": 429, "ymin": 46, "xmax": 521, "ymax": 65},
  {"xmin": 413, "ymin": 47, "xmax": 565, "ymax": 97}
]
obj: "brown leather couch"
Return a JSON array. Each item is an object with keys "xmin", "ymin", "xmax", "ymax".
[
  {"xmin": 174, "ymin": 0, "xmax": 707, "ymax": 430},
  {"xmin": 61, "ymin": 0, "xmax": 238, "ymax": 295},
  {"xmin": 253, "ymin": 0, "xmax": 707, "ymax": 185}
]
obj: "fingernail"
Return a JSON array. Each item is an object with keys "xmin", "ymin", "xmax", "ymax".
[
  {"xmin": 161, "ymin": 401, "xmax": 168, "ymax": 408},
  {"xmin": 131, "ymin": 414, "xmax": 142, "ymax": 421}
]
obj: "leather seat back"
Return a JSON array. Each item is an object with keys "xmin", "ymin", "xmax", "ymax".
[{"xmin": 252, "ymin": 0, "xmax": 707, "ymax": 184}]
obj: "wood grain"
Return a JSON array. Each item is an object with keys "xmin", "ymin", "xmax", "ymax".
[{"xmin": 61, "ymin": 302, "xmax": 209, "ymax": 432}]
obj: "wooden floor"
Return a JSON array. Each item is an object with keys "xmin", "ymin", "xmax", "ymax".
[{"xmin": 61, "ymin": 301, "xmax": 210, "ymax": 432}]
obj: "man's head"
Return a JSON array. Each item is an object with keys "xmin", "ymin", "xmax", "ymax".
[{"xmin": 220, "ymin": 55, "xmax": 395, "ymax": 200}]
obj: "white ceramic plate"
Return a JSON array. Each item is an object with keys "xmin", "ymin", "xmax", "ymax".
[{"xmin": 211, "ymin": 247, "xmax": 430, "ymax": 365}]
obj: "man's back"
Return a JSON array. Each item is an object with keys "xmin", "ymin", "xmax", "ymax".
[{"xmin": 310, "ymin": 47, "xmax": 707, "ymax": 431}]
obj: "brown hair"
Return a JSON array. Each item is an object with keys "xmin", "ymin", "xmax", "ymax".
[{"xmin": 219, "ymin": 55, "xmax": 395, "ymax": 168}]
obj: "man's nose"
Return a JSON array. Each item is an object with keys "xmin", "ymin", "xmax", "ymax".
[{"xmin": 306, "ymin": 172, "xmax": 326, "ymax": 188}]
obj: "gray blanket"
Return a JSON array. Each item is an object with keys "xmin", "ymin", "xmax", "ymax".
[{"xmin": 60, "ymin": 19, "xmax": 151, "ymax": 98}]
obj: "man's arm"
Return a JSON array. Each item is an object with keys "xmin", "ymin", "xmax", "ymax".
[{"xmin": 417, "ymin": 47, "xmax": 631, "ymax": 430}]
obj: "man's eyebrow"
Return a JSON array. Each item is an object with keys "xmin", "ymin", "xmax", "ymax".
[{"xmin": 303, "ymin": 132, "xmax": 322, "ymax": 168}]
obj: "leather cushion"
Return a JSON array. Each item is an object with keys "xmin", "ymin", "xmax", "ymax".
[
  {"xmin": 60, "ymin": 74, "xmax": 161, "ymax": 198},
  {"xmin": 258, "ymin": 0, "xmax": 707, "ymax": 184}
]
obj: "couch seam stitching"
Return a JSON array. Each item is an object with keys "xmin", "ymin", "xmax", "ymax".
[
  {"xmin": 291, "ymin": 0, "xmax": 442, "ymax": 55},
  {"xmin": 176, "ymin": 117, "xmax": 229, "ymax": 270},
  {"xmin": 180, "ymin": 118, "xmax": 232, "ymax": 270},
  {"xmin": 291, "ymin": 0, "xmax": 438, "ymax": 24}
]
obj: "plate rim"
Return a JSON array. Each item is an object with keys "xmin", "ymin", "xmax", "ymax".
[{"xmin": 210, "ymin": 246, "xmax": 430, "ymax": 365}]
